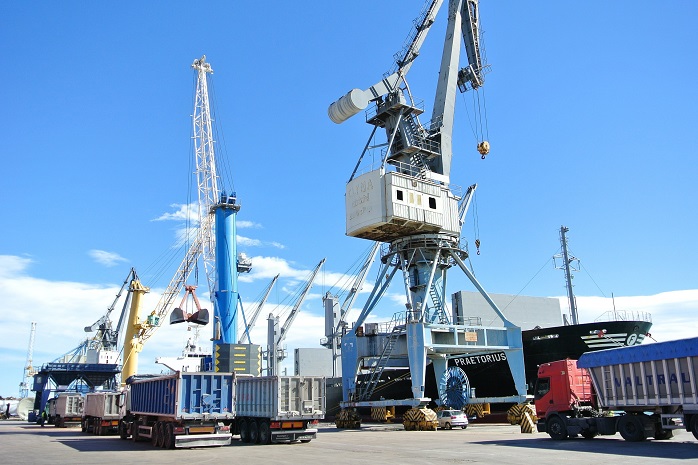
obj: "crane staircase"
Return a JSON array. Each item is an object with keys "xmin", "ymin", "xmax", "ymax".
[{"xmin": 357, "ymin": 314, "xmax": 406, "ymax": 402}]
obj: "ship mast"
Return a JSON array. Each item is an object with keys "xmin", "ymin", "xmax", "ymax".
[{"xmin": 557, "ymin": 226, "xmax": 580, "ymax": 325}]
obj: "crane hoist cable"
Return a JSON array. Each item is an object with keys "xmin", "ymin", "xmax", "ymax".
[{"xmin": 460, "ymin": 88, "xmax": 490, "ymax": 159}]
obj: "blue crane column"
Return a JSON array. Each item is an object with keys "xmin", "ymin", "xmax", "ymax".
[{"xmin": 213, "ymin": 192, "xmax": 240, "ymax": 355}]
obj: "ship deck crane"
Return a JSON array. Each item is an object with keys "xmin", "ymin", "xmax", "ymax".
[
  {"xmin": 328, "ymin": 0, "xmax": 527, "ymax": 420},
  {"xmin": 266, "ymin": 259, "xmax": 325, "ymax": 376}
]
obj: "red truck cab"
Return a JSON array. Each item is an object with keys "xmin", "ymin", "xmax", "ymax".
[{"xmin": 534, "ymin": 359, "xmax": 595, "ymax": 419}]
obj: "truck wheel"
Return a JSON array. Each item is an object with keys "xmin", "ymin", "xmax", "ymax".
[
  {"xmin": 546, "ymin": 416, "xmax": 568, "ymax": 440},
  {"xmin": 250, "ymin": 419, "xmax": 260, "ymax": 444},
  {"xmin": 118, "ymin": 421, "xmax": 128, "ymax": 440},
  {"xmin": 258, "ymin": 420, "xmax": 271, "ymax": 445},
  {"xmin": 653, "ymin": 429, "xmax": 673, "ymax": 440},
  {"xmin": 618, "ymin": 415, "xmax": 646, "ymax": 442},
  {"xmin": 157, "ymin": 422, "xmax": 167, "ymax": 448},
  {"xmin": 239, "ymin": 419, "xmax": 251, "ymax": 443},
  {"xmin": 81, "ymin": 419, "xmax": 87, "ymax": 433},
  {"xmin": 132, "ymin": 420, "xmax": 140, "ymax": 442},
  {"xmin": 151, "ymin": 422, "xmax": 159, "ymax": 446},
  {"xmin": 161, "ymin": 423, "xmax": 173, "ymax": 449},
  {"xmin": 581, "ymin": 430, "xmax": 597, "ymax": 439},
  {"xmin": 690, "ymin": 416, "xmax": 698, "ymax": 441}
]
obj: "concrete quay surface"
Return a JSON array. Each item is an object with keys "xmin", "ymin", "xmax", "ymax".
[{"xmin": 1, "ymin": 420, "xmax": 696, "ymax": 465}]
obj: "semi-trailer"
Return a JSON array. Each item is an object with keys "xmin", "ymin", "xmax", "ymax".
[
  {"xmin": 51, "ymin": 393, "xmax": 84, "ymax": 428},
  {"xmin": 535, "ymin": 336, "xmax": 698, "ymax": 441},
  {"xmin": 235, "ymin": 375, "xmax": 325, "ymax": 444},
  {"xmin": 118, "ymin": 371, "xmax": 325, "ymax": 448},
  {"xmin": 82, "ymin": 391, "xmax": 121, "ymax": 435},
  {"xmin": 118, "ymin": 372, "xmax": 236, "ymax": 448}
]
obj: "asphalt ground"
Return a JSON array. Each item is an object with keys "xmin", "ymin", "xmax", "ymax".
[{"xmin": 1, "ymin": 420, "xmax": 696, "ymax": 465}]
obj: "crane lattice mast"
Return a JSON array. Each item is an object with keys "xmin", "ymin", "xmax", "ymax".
[
  {"xmin": 122, "ymin": 57, "xmax": 222, "ymax": 378},
  {"xmin": 192, "ymin": 55, "xmax": 219, "ymax": 296},
  {"xmin": 19, "ymin": 322, "xmax": 36, "ymax": 398}
]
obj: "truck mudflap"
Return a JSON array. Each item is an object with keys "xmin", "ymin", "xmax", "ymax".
[
  {"xmin": 174, "ymin": 432, "xmax": 232, "ymax": 448},
  {"xmin": 271, "ymin": 427, "xmax": 318, "ymax": 443}
]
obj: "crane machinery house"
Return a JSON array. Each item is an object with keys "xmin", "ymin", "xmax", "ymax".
[{"xmin": 346, "ymin": 170, "xmax": 460, "ymax": 242}]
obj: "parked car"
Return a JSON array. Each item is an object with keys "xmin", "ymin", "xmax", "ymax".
[{"xmin": 436, "ymin": 410, "xmax": 468, "ymax": 430}]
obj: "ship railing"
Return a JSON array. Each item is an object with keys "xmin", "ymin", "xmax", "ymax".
[{"xmin": 593, "ymin": 310, "xmax": 652, "ymax": 323}]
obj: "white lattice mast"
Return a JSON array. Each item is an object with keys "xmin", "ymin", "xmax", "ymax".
[
  {"xmin": 19, "ymin": 322, "xmax": 36, "ymax": 398},
  {"xmin": 191, "ymin": 55, "xmax": 219, "ymax": 296},
  {"xmin": 126, "ymin": 56, "xmax": 221, "ymax": 354}
]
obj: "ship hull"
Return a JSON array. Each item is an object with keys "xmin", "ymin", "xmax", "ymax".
[{"xmin": 522, "ymin": 320, "xmax": 652, "ymax": 390}]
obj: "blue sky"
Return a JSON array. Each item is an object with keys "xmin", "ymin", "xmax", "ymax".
[{"xmin": 1, "ymin": 1, "xmax": 697, "ymax": 398}]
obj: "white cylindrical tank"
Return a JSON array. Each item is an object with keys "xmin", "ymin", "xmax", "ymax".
[
  {"xmin": 17, "ymin": 397, "xmax": 34, "ymax": 420},
  {"xmin": 328, "ymin": 89, "xmax": 369, "ymax": 124}
]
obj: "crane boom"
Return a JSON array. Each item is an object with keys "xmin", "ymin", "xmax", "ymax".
[
  {"xmin": 266, "ymin": 259, "xmax": 325, "ymax": 376},
  {"xmin": 328, "ymin": 0, "xmax": 445, "ymax": 125},
  {"xmin": 277, "ymin": 259, "xmax": 325, "ymax": 345},
  {"xmin": 337, "ymin": 243, "xmax": 379, "ymax": 333},
  {"xmin": 238, "ymin": 274, "xmax": 279, "ymax": 344},
  {"xmin": 83, "ymin": 267, "xmax": 136, "ymax": 352},
  {"xmin": 391, "ymin": 0, "xmax": 444, "ymax": 76}
]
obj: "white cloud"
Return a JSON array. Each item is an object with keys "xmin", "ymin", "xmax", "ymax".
[
  {"xmin": 88, "ymin": 250, "xmax": 128, "ymax": 267},
  {"xmin": 237, "ymin": 220, "xmax": 261, "ymax": 229},
  {"xmin": 2, "ymin": 252, "xmax": 695, "ymax": 397},
  {"xmin": 237, "ymin": 235, "xmax": 285, "ymax": 249},
  {"xmin": 152, "ymin": 203, "xmax": 199, "ymax": 223},
  {"xmin": 0, "ymin": 255, "xmax": 33, "ymax": 277},
  {"xmin": 237, "ymin": 235, "xmax": 262, "ymax": 247}
]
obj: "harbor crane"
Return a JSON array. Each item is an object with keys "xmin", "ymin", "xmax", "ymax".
[
  {"xmin": 328, "ymin": 0, "xmax": 527, "ymax": 426},
  {"xmin": 266, "ymin": 259, "xmax": 325, "ymax": 376},
  {"xmin": 121, "ymin": 56, "xmax": 250, "ymax": 381},
  {"xmin": 238, "ymin": 274, "xmax": 279, "ymax": 344},
  {"xmin": 19, "ymin": 322, "xmax": 36, "ymax": 398}
]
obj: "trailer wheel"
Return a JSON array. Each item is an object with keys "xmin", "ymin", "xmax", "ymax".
[
  {"xmin": 81, "ymin": 419, "xmax": 87, "ymax": 433},
  {"xmin": 151, "ymin": 422, "xmax": 159, "ymax": 446},
  {"xmin": 546, "ymin": 416, "xmax": 568, "ymax": 440},
  {"xmin": 258, "ymin": 420, "xmax": 271, "ymax": 445},
  {"xmin": 618, "ymin": 414, "xmax": 646, "ymax": 442},
  {"xmin": 157, "ymin": 422, "xmax": 167, "ymax": 448},
  {"xmin": 164, "ymin": 423, "xmax": 175, "ymax": 449},
  {"xmin": 118, "ymin": 421, "xmax": 128, "ymax": 440},
  {"xmin": 250, "ymin": 419, "xmax": 260, "ymax": 444},
  {"xmin": 239, "ymin": 419, "xmax": 251, "ymax": 443}
]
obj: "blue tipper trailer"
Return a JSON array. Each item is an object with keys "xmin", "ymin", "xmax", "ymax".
[{"xmin": 120, "ymin": 372, "xmax": 236, "ymax": 448}]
